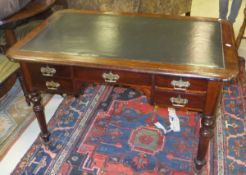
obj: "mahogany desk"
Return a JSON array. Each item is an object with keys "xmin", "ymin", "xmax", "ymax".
[{"xmin": 7, "ymin": 10, "xmax": 239, "ymax": 170}]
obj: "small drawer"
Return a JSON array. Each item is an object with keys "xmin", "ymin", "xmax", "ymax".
[
  {"xmin": 74, "ymin": 67, "xmax": 152, "ymax": 86},
  {"xmin": 26, "ymin": 63, "xmax": 72, "ymax": 78},
  {"xmin": 155, "ymin": 75, "xmax": 208, "ymax": 91},
  {"xmin": 155, "ymin": 89, "xmax": 206, "ymax": 111},
  {"xmin": 31, "ymin": 77, "xmax": 73, "ymax": 93}
]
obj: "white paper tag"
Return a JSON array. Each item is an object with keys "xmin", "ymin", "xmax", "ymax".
[
  {"xmin": 168, "ymin": 107, "xmax": 180, "ymax": 132},
  {"xmin": 154, "ymin": 122, "xmax": 167, "ymax": 134}
]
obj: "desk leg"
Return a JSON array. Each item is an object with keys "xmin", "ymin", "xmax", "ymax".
[
  {"xmin": 195, "ymin": 114, "xmax": 215, "ymax": 170},
  {"xmin": 30, "ymin": 91, "xmax": 50, "ymax": 143}
]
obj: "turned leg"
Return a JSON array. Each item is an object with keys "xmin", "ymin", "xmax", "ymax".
[
  {"xmin": 194, "ymin": 114, "xmax": 216, "ymax": 170},
  {"xmin": 30, "ymin": 91, "xmax": 50, "ymax": 143}
]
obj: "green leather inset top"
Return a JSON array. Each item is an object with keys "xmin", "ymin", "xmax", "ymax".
[{"xmin": 22, "ymin": 12, "xmax": 224, "ymax": 68}]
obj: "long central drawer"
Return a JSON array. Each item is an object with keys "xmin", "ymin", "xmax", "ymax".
[{"xmin": 73, "ymin": 67, "xmax": 152, "ymax": 85}]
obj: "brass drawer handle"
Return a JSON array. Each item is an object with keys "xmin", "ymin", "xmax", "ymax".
[
  {"xmin": 171, "ymin": 78, "xmax": 190, "ymax": 91},
  {"xmin": 45, "ymin": 81, "xmax": 60, "ymax": 90},
  {"xmin": 102, "ymin": 72, "xmax": 120, "ymax": 83},
  {"xmin": 41, "ymin": 66, "xmax": 56, "ymax": 77},
  {"xmin": 170, "ymin": 95, "xmax": 188, "ymax": 107}
]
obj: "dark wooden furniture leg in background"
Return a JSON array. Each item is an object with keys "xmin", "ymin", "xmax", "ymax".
[
  {"xmin": 4, "ymin": 29, "xmax": 17, "ymax": 48},
  {"xmin": 17, "ymin": 69, "xmax": 31, "ymax": 105},
  {"xmin": 185, "ymin": 12, "xmax": 191, "ymax": 16}
]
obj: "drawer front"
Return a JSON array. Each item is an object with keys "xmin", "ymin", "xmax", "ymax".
[
  {"xmin": 26, "ymin": 63, "xmax": 72, "ymax": 78},
  {"xmin": 74, "ymin": 67, "xmax": 152, "ymax": 86},
  {"xmin": 31, "ymin": 77, "xmax": 73, "ymax": 93},
  {"xmin": 155, "ymin": 75, "xmax": 208, "ymax": 91},
  {"xmin": 155, "ymin": 89, "xmax": 206, "ymax": 111}
]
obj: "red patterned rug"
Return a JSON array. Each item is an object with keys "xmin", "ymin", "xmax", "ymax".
[{"xmin": 11, "ymin": 73, "xmax": 246, "ymax": 174}]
